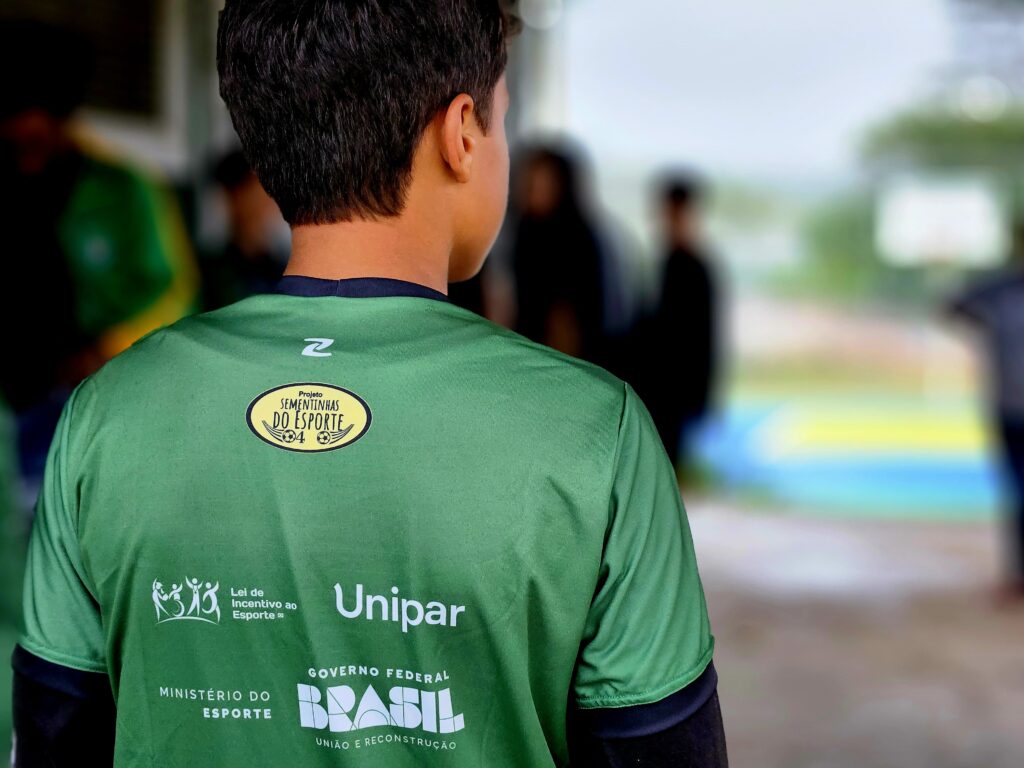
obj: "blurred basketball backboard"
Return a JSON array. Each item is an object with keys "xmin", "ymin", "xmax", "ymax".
[{"xmin": 876, "ymin": 175, "xmax": 1008, "ymax": 267}]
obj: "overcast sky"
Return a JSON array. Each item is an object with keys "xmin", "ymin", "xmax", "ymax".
[{"xmin": 562, "ymin": 0, "xmax": 953, "ymax": 182}]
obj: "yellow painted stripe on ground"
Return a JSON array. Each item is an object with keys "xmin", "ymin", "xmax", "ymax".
[{"xmin": 761, "ymin": 409, "xmax": 989, "ymax": 458}]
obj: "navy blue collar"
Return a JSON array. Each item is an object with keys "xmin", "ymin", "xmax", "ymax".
[{"xmin": 273, "ymin": 275, "xmax": 450, "ymax": 303}]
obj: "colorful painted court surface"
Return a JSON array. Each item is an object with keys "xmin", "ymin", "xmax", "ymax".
[{"xmin": 693, "ymin": 392, "xmax": 1003, "ymax": 520}]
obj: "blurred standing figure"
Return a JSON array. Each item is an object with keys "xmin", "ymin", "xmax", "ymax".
[
  {"xmin": 0, "ymin": 20, "xmax": 198, "ymax": 515},
  {"xmin": 509, "ymin": 144, "xmax": 609, "ymax": 366},
  {"xmin": 641, "ymin": 173, "xmax": 719, "ymax": 474},
  {"xmin": 947, "ymin": 222, "xmax": 1024, "ymax": 600},
  {"xmin": 447, "ymin": 267, "xmax": 490, "ymax": 316},
  {"xmin": 448, "ymin": 259, "xmax": 518, "ymax": 326},
  {"xmin": 198, "ymin": 149, "xmax": 289, "ymax": 311}
]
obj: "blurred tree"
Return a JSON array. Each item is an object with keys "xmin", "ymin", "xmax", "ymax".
[
  {"xmin": 863, "ymin": 108, "xmax": 1024, "ymax": 175},
  {"xmin": 768, "ymin": 191, "xmax": 935, "ymax": 308},
  {"xmin": 778, "ymin": 106, "xmax": 1024, "ymax": 306}
]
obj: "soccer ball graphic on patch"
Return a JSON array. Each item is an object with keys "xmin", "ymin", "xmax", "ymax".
[
  {"xmin": 281, "ymin": 429, "xmax": 297, "ymax": 443},
  {"xmin": 317, "ymin": 431, "xmax": 331, "ymax": 445}
]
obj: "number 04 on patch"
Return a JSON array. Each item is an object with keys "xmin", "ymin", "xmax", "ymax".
[{"xmin": 246, "ymin": 382, "xmax": 372, "ymax": 453}]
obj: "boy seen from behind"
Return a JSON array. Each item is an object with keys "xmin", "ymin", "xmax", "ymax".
[{"xmin": 12, "ymin": 2, "xmax": 727, "ymax": 766}]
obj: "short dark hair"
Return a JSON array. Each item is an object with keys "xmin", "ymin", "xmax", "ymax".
[
  {"xmin": 217, "ymin": 1, "xmax": 519, "ymax": 225},
  {"xmin": 211, "ymin": 148, "xmax": 254, "ymax": 191},
  {"xmin": 660, "ymin": 171, "xmax": 707, "ymax": 209}
]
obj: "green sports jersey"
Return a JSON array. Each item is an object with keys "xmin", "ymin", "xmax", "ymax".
[{"xmin": 18, "ymin": 275, "xmax": 714, "ymax": 766}]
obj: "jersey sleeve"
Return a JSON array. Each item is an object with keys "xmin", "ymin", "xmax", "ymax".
[
  {"xmin": 18, "ymin": 380, "xmax": 106, "ymax": 673},
  {"xmin": 572, "ymin": 380, "xmax": 714, "ymax": 709}
]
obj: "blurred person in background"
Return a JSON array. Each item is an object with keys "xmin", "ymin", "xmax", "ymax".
[
  {"xmin": 635, "ymin": 172, "xmax": 720, "ymax": 477},
  {"xmin": 447, "ymin": 208, "xmax": 520, "ymax": 326},
  {"xmin": 446, "ymin": 256, "xmax": 517, "ymax": 324},
  {"xmin": 447, "ymin": 264, "xmax": 490, "ymax": 316},
  {"xmin": 508, "ymin": 143, "xmax": 612, "ymax": 367},
  {"xmin": 0, "ymin": 19, "xmax": 199, "ymax": 517},
  {"xmin": 447, "ymin": 258, "xmax": 519, "ymax": 326},
  {"xmin": 198, "ymin": 148, "xmax": 289, "ymax": 311},
  {"xmin": 946, "ymin": 220, "xmax": 1024, "ymax": 602}
]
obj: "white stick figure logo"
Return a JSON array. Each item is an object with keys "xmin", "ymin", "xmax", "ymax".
[{"xmin": 153, "ymin": 578, "xmax": 220, "ymax": 624}]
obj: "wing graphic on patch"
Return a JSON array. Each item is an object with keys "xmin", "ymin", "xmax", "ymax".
[
  {"xmin": 328, "ymin": 424, "xmax": 354, "ymax": 444},
  {"xmin": 262, "ymin": 420, "xmax": 287, "ymax": 441}
]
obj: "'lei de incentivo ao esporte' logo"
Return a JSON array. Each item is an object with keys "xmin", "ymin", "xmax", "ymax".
[{"xmin": 152, "ymin": 578, "xmax": 221, "ymax": 624}]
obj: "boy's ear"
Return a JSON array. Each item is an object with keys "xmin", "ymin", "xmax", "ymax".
[{"xmin": 439, "ymin": 93, "xmax": 477, "ymax": 184}]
